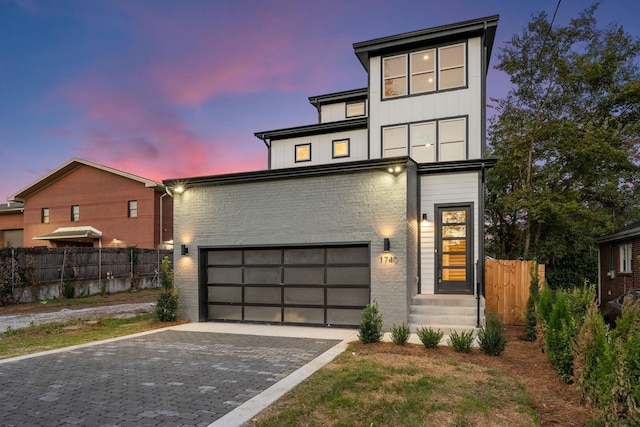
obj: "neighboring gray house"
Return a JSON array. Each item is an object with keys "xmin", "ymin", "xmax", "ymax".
[{"xmin": 165, "ymin": 16, "xmax": 499, "ymax": 330}]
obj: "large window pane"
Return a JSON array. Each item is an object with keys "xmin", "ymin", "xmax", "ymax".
[
  {"xmin": 384, "ymin": 55, "xmax": 407, "ymax": 98},
  {"xmin": 410, "ymin": 122, "xmax": 436, "ymax": 163},
  {"xmin": 439, "ymin": 118, "xmax": 466, "ymax": 161},
  {"xmin": 383, "ymin": 126, "xmax": 408, "ymax": 157},
  {"xmin": 411, "ymin": 50, "xmax": 435, "ymax": 94},
  {"xmin": 439, "ymin": 44, "xmax": 465, "ymax": 89}
]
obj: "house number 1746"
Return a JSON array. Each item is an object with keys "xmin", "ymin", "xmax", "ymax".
[{"xmin": 380, "ymin": 256, "xmax": 399, "ymax": 264}]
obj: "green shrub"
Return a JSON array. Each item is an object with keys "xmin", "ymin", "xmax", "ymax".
[
  {"xmin": 358, "ymin": 300, "xmax": 384, "ymax": 344},
  {"xmin": 62, "ymin": 283, "xmax": 75, "ymax": 299},
  {"xmin": 416, "ymin": 326, "xmax": 443, "ymax": 349},
  {"xmin": 155, "ymin": 256, "xmax": 179, "ymax": 322},
  {"xmin": 523, "ymin": 261, "xmax": 540, "ymax": 341},
  {"xmin": 574, "ymin": 301, "xmax": 612, "ymax": 413},
  {"xmin": 390, "ymin": 323, "xmax": 411, "ymax": 345},
  {"xmin": 478, "ymin": 311, "xmax": 507, "ymax": 356},
  {"xmin": 448, "ymin": 329, "xmax": 474, "ymax": 353},
  {"xmin": 537, "ymin": 281, "xmax": 554, "ymax": 324}
]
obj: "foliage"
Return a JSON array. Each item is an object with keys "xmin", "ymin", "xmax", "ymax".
[
  {"xmin": 390, "ymin": 323, "xmax": 411, "ymax": 346},
  {"xmin": 545, "ymin": 283, "xmax": 595, "ymax": 382},
  {"xmin": 62, "ymin": 283, "xmax": 75, "ymax": 299},
  {"xmin": 523, "ymin": 261, "xmax": 540, "ymax": 341},
  {"xmin": 478, "ymin": 311, "xmax": 507, "ymax": 356},
  {"xmin": 448, "ymin": 330, "xmax": 474, "ymax": 353},
  {"xmin": 416, "ymin": 326, "xmax": 443, "ymax": 349},
  {"xmin": 155, "ymin": 256, "xmax": 179, "ymax": 322},
  {"xmin": 574, "ymin": 298, "xmax": 640, "ymax": 424},
  {"xmin": 537, "ymin": 281, "xmax": 554, "ymax": 324},
  {"xmin": 358, "ymin": 300, "xmax": 384, "ymax": 344},
  {"xmin": 485, "ymin": 4, "xmax": 640, "ymax": 288},
  {"xmin": 574, "ymin": 302, "xmax": 612, "ymax": 413}
]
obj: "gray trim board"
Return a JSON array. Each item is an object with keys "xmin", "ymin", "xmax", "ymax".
[{"xmin": 255, "ymin": 117, "xmax": 367, "ymax": 140}]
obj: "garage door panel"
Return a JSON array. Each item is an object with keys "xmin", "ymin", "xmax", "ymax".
[
  {"xmin": 284, "ymin": 288, "xmax": 324, "ymax": 305},
  {"xmin": 327, "ymin": 266, "xmax": 369, "ymax": 285},
  {"xmin": 327, "ymin": 288, "xmax": 369, "ymax": 306},
  {"xmin": 244, "ymin": 267, "xmax": 281, "ymax": 284},
  {"xmin": 327, "ymin": 247, "xmax": 369, "ymax": 264},
  {"xmin": 284, "ymin": 308, "xmax": 324, "ymax": 324},
  {"xmin": 327, "ymin": 309, "xmax": 364, "ymax": 325},
  {"xmin": 208, "ymin": 267, "xmax": 242, "ymax": 284},
  {"xmin": 208, "ymin": 250, "xmax": 242, "ymax": 265},
  {"xmin": 245, "ymin": 287, "xmax": 281, "ymax": 304},
  {"xmin": 284, "ymin": 248, "xmax": 324, "ymax": 265},
  {"xmin": 209, "ymin": 305, "xmax": 242, "ymax": 321},
  {"xmin": 245, "ymin": 306, "xmax": 281, "ymax": 322},
  {"xmin": 245, "ymin": 249, "xmax": 281, "ymax": 265},
  {"xmin": 208, "ymin": 286, "xmax": 242, "ymax": 303},
  {"xmin": 284, "ymin": 267, "xmax": 324, "ymax": 285}
]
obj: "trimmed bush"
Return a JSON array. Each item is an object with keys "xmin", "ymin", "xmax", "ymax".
[
  {"xmin": 523, "ymin": 261, "xmax": 540, "ymax": 341},
  {"xmin": 416, "ymin": 326, "xmax": 443, "ymax": 349},
  {"xmin": 478, "ymin": 311, "xmax": 507, "ymax": 356},
  {"xmin": 62, "ymin": 283, "xmax": 75, "ymax": 299},
  {"xmin": 390, "ymin": 323, "xmax": 411, "ymax": 345},
  {"xmin": 358, "ymin": 300, "xmax": 384, "ymax": 344},
  {"xmin": 448, "ymin": 329, "xmax": 474, "ymax": 353},
  {"xmin": 155, "ymin": 256, "xmax": 180, "ymax": 322}
]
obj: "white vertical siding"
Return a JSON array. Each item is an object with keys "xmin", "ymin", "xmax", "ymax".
[
  {"xmin": 419, "ymin": 171, "xmax": 480, "ymax": 294},
  {"xmin": 270, "ymin": 129, "xmax": 368, "ymax": 169},
  {"xmin": 320, "ymin": 103, "xmax": 346, "ymax": 123}
]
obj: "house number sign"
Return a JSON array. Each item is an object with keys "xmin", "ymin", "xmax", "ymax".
[{"xmin": 380, "ymin": 256, "xmax": 399, "ymax": 264}]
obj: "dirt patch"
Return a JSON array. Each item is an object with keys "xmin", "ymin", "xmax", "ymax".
[
  {"xmin": 0, "ymin": 288, "xmax": 161, "ymax": 316},
  {"xmin": 349, "ymin": 326, "xmax": 597, "ymax": 426}
]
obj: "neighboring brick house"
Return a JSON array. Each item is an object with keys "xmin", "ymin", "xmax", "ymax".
[
  {"xmin": 0, "ymin": 202, "xmax": 24, "ymax": 247},
  {"xmin": 7, "ymin": 159, "xmax": 173, "ymax": 249},
  {"xmin": 596, "ymin": 222, "xmax": 640, "ymax": 307},
  {"xmin": 165, "ymin": 16, "xmax": 499, "ymax": 329}
]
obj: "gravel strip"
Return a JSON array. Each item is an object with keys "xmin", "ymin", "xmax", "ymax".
[{"xmin": 0, "ymin": 303, "xmax": 155, "ymax": 333}]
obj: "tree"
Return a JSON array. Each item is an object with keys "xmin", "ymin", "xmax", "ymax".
[{"xmin": 486, "ymin": 4, "xmax": 640, "ymax": 287}]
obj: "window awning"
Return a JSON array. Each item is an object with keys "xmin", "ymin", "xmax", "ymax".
[{"xmin": 33, "ymin": 226, "xmax": 103, "ymax": 242}]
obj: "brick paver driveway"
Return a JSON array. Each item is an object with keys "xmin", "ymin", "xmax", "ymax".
[{"xmin": 0, "ymin": 329, "xmax": 341, "ymax": 427}]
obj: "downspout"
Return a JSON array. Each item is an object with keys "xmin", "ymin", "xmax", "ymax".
[
  {"xmin": 160, "ymin": 192, "xmax": 168, "ymax": 249},
  {"xmin": 256, "ymin": 135, "xmax": 271, "ymax": 170},
  {"xmin": 477, "ymin": 20, "xmax": 489, "ymax": 328}
]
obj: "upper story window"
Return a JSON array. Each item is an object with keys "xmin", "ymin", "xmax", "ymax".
[
  {"xmin": 332, "ymin": 139, "xmax": 350, "ymax": 158},
  {"xmin": 41, "ymin": 208, "xmax": 49, "ymax": 224},
  {"xmin": 383, "ymin": 42, "xmax": 466, "ymax": 99},
  {"xmin": 620, "ymin": 243, "xmax": 633, "ymax": 273},
  {"xmin": 346, "ymin": 101, "xmax": 366, "ymax": 118},
  {"xmin": 383, "ymin": 117, "xmax": 467, "ymax": 163},
  {"xmin": 295, "ymin": 143, "xmax": 311, "ymax": 162},
  {"xmin": 71, "ymin": 205, "xmax": 80, "ymax": 222},
  {"xmin": 128, "ymin": 200, "xmax": 138, "ymax": 218}
]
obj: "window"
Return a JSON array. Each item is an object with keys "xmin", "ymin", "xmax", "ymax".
[
  {"xmin": 71, "ymin": 205, "xmax": 79, "ymax": 222},
  {"xmin": 383, "ymin": 43, "xmax": 466, "ymax": 99},
  {"xmin": 128, "ymin": 200, "xmax": 138, "ymax": 218},
  {"xmin": 439, "ymin": 44, "xmax": 465, "ymax": 89},
  {"xmin": 383, "ymin": 54, "xmax": 407, "ymax": 98},
  {"xmin": 620, "ymin": 243, "xmax": 633, "ymax": 273},
  {"xmin": 295, "ymin": 143, "xmax": 311, "ymax": 162},
  {"xmin": 383, "ymin": 117, "xmax": 467, "ymax": 162},
  {"xmin": 346, "ymin": 101, "xmax": 366, "ymax": 118},
  {"xmin": 41, "ymin": 208, "xmax": 49, "ymax": 224},
  {"xmin": 332, "ymin": 139, "xmax": 350, "ymax": 158}
]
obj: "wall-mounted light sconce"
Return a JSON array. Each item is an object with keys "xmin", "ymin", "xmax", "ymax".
[
  {"xmin": 383, "ymin": 238, "xmax": 390, "ymax": 252},
  {"xmin": 181, "ymin": 244, "xmax": 189, "ymax": 256},
  {"xmin": 387, "ymin": 166, "xmax": 402, "ymax": 175},
  {"xmin": 422, "ymin": 213, "xmax": 428, "ymax": 224},
  {"xmin": 174, "ymin": 185, "xmax": 185, "ymax": 194}
]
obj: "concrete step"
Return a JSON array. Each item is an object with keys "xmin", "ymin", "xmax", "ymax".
[
  {"xmin": 410, "ymin": 304, "xmax": 477, "ymax": 317},
  {"xmin": 409, "ymin": 313, "xmax": 477, "ymax": 327},
  {"xmin": 411, "ymin": 294, "xmax": 484, "ymax": 308}
]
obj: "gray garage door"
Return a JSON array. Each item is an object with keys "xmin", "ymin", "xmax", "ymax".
[{"xmin": 203, "ymin": 245, "xmax": 370, "ymax": 327}]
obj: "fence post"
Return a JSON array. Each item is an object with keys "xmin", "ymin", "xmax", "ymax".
[
  {"xmin": 61, "ymin": 248, "xmax": 66, "ymax": 292},
  {"xmin": 99, "ymin": 246, "xmax": 102, "ymax": 290},
  {"xmin": 11, "ymin": 248, "xmax": 15, "ymax": 290}
]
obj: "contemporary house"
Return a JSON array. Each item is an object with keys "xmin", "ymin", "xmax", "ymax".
[
  {"xmin": 166, "ymin": 16, "xmax": 499, "ymax": 329},
  {"xmin": 7, "ymin": 159, "xmax": 173, "ymax": 249},
  {"xmin": 596, "ymin": 222, "xmax": 640, "ymax": 307}
]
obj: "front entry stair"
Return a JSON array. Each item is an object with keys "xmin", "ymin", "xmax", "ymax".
[{"xmin": 409, "ymin": 294, "xmax": 485, "ymax": 335}]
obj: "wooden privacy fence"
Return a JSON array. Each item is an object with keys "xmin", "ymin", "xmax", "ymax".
[{"xmin": 485, "ymin": 259, "xmax": 545, "ymax": 325}]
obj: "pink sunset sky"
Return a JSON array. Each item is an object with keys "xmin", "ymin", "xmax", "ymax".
[{"xmin": 1, "ymin": 0, "xmax": 638, "ymax": 201}]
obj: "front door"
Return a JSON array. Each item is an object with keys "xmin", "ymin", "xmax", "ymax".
[{"xmin": 435, "ymin": 205, "xmax": 473, "ymax": 294}]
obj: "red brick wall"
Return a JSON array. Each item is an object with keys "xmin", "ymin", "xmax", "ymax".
[
  {"xmin": 22, "ymin": 165, "xmax": 171, "ymax": 249},
  {"xmin": 0, "ymin": 210, "xmax": 24, "ymax": 246},
  {"xmin": 599, "ymin": 238, "xmax": 640, "ymax": 306}
]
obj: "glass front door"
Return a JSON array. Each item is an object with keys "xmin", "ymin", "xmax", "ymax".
[{"xmin": 436, "ymin": 205, "xmax": 473, "ymax": 294}]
